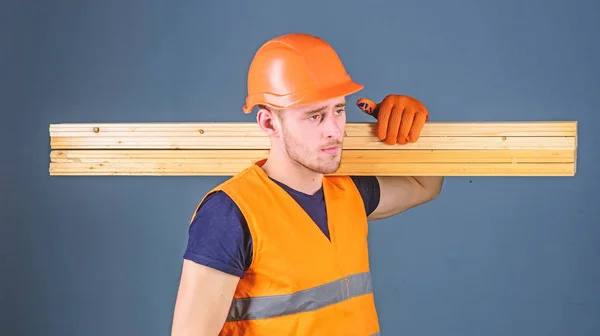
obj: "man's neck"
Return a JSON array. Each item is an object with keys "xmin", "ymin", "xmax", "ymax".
[{"xmin": 260, "ymin": 154, "xmax": 324, "ymax": 196}]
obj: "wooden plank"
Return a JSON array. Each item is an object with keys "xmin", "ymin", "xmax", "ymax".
[
  {"xmin": 49, "ymin": 162, "xmax": 575, "ymax": 176},
  {"xmin": 49, "ymin": 149, "xmax": 575, "ymax": 164},
  {"xmin": 48, "ymin": 121, "xmax": 578, "ymax": 176},
  {"xmin": 49, "ymin": 136, "xmax": 575, "ymax": 150},
  {"xmin": 49, "ymin": 121, "xmax": 578, "ymax": 137}
]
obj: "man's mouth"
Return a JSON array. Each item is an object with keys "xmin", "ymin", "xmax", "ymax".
[{"xmin": 321, "ymin": 145, "xmax": 341, "ymax": 155}]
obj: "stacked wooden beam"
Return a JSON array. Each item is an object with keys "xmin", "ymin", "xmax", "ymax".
[{"xmin": 48, "ymin": 121, "xmax": 577, "ymax": 176}]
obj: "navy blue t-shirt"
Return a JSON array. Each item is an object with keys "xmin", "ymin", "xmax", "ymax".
[{"xmin": 183, "ymin": 176, "xmax": 380, "ymax": 278}]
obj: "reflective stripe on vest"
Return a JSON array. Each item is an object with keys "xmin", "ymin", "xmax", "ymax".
[{"xmin": 226, "ymin": 271, "xmax": 373, "ymax": 322}]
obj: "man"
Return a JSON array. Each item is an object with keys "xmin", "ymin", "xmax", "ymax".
[{"xmin": 171, "ymin": 33, "xmax": 444, "ymax": 335}]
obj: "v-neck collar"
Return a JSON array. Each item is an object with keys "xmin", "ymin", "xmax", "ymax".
[{"xmin": 250, "ymin": 159, "xmax": 338, "ymax": 249}]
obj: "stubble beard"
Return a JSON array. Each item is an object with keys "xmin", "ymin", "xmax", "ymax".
[{"xmin": 282, "ymin": 130, "xmax": 342, "ymax": 175}]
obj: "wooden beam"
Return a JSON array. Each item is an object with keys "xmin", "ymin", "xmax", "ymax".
[{"xmin": 48, "ymin": 121, "xmax": 578, "ymax": 176}]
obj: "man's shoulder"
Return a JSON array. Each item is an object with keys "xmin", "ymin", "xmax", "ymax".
[
  {"xmin": 325, "ymin": 175, "xmax": 379, "ymax": 192},
  {"xmin": 348, "ymin": 175, "xmax": 381, "ymax": 216},
  {"xmin": 195, "ymin": 190, "xmax": 242, "ymax": 218},
  {"xmin": 186, "ymin": 190, "xmax": 252, "ymax": 278},
  {"xmin": 211, "ymin": 163, "xmax": 263, "ymax": 190},
  {"xmin": 349, "ymin": 175, "xmax": 380, "ymax": 188}
]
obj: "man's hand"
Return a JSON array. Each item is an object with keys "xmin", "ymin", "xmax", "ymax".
[
  {"xmin": 357, "ymin": 94, "xmax": 429, "ymax": 145},
  {"xmin": 356, "ymin": 94, "xmax": 442, "ymax": 220}
]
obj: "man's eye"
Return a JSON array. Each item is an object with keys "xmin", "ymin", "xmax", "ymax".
[
  {"xmin": 308, "ymin": 114, "xmax": 319, "ymax": 120},
  {"xmin": 334, "ymin": 109, "xmax": 345, "ymax": 115}
]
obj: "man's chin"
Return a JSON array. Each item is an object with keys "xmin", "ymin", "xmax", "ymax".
[
  {"xmin": 316, "ymin": 161, "xmax": 342, "ymax": 175},
  {"xmin": 292, "ymin": 154, "xmax": 342, "ymax": 175},
  {"xmin": 321, "ymin": 168, "xmax": 340, "ymax": 175}
]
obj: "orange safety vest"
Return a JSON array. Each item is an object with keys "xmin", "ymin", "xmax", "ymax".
[{"xmin": 194, "ymin": 159, "xmax": 381, "ymax": 335}]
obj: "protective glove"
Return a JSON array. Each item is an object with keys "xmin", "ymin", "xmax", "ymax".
[{"xmin": 356, "ymin": 94, "xmax": 429, "ymax": 145}]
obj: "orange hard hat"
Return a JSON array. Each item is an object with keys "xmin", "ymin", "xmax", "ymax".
[{"xmin": 242, "ymin": 33, "xmax": 364, "ymax": 114}]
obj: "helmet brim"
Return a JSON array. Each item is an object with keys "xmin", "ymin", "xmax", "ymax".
[{"xmin": 243, "ymin": 80, "xmax": 364, "ymax": 114}]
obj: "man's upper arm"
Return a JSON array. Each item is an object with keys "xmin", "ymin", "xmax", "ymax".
[
  {"xmin": 367, "ymin": 176, "xmax": 443, "ymax": 220},
  {"xmin": 350, "ymin": 176, "xmax": 381, "ymax": 216},
  {"xmin": 172, "ymin": 260, "xmax": 239, "ymax": 335},
  {"xmin": 183, "ymin": 191, "xmax": 252, "ymax": 278},
  {"xmin": 172, "ymin": 191, "xmax": 251, "ymax": 335}
]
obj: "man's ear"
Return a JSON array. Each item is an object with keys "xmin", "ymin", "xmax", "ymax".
[{"xmin": 256, "ymin": 107, "xmax": 281, "ymax": 137}]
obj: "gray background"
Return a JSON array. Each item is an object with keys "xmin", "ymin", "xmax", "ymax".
[{"xmin": 2, "ymin": 0, "xmax": 599, "ymax": 335}]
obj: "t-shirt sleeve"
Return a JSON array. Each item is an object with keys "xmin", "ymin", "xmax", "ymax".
[
  {"xmin": 183, "ymin": 190, "xmax": 252, "ymax": 278},
  {"xmin": 350, "ymin": 176, "xmax": 381, "ymax": 216}
]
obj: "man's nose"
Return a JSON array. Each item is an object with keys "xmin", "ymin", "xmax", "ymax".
[{"xmin": 323, "ymin": 116, "xmax": 343, "ymax": 139}]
